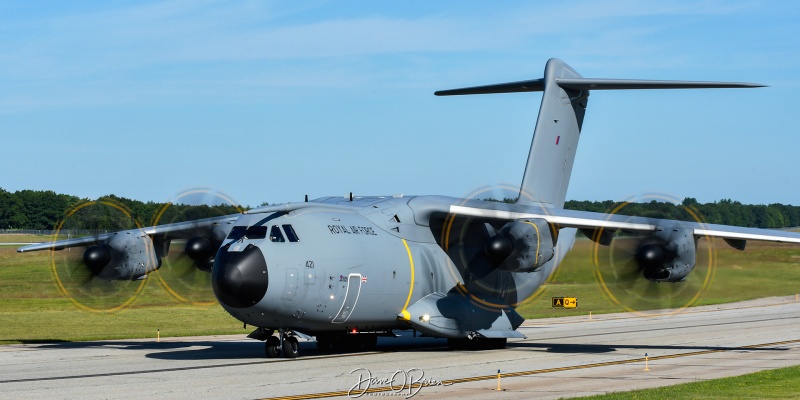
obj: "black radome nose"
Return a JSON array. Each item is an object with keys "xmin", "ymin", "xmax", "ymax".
[{"xmin": 212, "ymin": 244, "xmax": 268, "ymax": 308}]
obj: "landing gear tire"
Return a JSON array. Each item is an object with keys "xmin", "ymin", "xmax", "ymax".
[
  {"xmin": 282, "ymin": 336, "xmax": 299, "ymax": 358},
  {"xmin": 265, "ymin": 336, "xmax": 280, "ymax": 358}
]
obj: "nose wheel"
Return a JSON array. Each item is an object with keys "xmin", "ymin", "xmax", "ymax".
[
  {"xmin": 282, "ymin": 336, "xmax": 299, "ymax": 358},
  {"xmin": 265, "ymin": 336, "xmax": 280, "ymax": 358},
  {"xmin": 264, "ymin": 330, "xmax": 300, "ymax": 358}
]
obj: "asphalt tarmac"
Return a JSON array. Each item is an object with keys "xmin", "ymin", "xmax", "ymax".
[{"xmin": 2, "ymin": 296, "xmax": 799, "ymax": 399}]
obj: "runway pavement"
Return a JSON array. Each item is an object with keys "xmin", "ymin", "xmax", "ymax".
[{"xmin": 2, "ymin": 296, "xmax": 799, "ymax": 399}]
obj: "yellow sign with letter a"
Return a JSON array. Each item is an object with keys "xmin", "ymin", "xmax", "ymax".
[{"xmin": 552, "ymin": 297, "xmax": 578, "ymax": 309}]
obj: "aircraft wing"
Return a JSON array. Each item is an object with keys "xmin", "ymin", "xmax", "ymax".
[
  {"xmin": 456, "ymin": 203, "xmax": 800, "ymax": 244},
  {"xmin": 16, "ymin": 214, "xmax": 241, "ymax": 253},
  {"xmin": 16, "ymin": 200, "xmax": 346, "ymax": 253},
  {"xmin": 412, "ymin": 196, "xmax": 800, "ymax": 245}
]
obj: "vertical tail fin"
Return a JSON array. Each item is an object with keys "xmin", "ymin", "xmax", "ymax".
[
  {"xmin": 517, "ymin": 59, "xmax": 587, "ymax": 208},
  {"xmin": 435, "ymin": 58, "xmax": 763, "ymax": 209}
]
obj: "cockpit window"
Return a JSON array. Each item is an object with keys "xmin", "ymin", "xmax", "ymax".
[
  {"xmin": 227, "ymin": 226, "xmax": 247, "ymax": 240},
  {"xmin": 245, "ymin": 225, "xmax": 268, "ymax": 239},
  {"xmin": 282, "ymin": 224, "xmax": 300, "ymax": 242},
  {"xmin": 269, "ymin": 225, "xmax": 285, "ymax": 242}
]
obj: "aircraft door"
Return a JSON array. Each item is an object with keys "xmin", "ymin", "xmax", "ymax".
[{"xmin": 331, "ymin": 273, "xmax": 362, "ymax": 323}]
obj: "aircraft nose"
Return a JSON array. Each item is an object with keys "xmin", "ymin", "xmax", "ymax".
[{"xmin": 212, "ymin": 244, "xmax": 268, "ymax": 308}]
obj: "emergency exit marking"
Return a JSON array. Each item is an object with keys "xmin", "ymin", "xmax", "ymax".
[{"xmin": 552, "ymin": 297, "xmax": 578, "ymax": 308}]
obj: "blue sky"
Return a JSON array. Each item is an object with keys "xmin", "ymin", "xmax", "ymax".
[{"xmin": 1, "ymin": 0, "xmax": 798, "ymax": 207}]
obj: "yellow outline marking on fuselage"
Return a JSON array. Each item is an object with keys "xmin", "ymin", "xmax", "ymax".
[{"xmin": 401, "ymin": 239, "xmax": 415, "ymax": 313}]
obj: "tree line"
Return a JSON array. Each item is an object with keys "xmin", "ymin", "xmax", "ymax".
[
  {"xmin": 0, "ymin": 188, "xmax": 798, "ymax": 231},
  {"xmin": 564, "ymin": 197, "xmax": 799, "ymax": 229},
  {"xmin": 0, "ymin": 189, "xmax": 243, "ymax": 231}
]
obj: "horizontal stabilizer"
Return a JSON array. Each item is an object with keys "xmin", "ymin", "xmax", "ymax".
[
  {"xmin": 434, "ymin": 79, "xmax": 544, "ymax": 96},
  {"xmin": 435, "ymin": 78, "xmax": 764, "ymax": 96},
  {"xmin": 556, "ymin": 78, "xmax": 765, "ymax": 90}
]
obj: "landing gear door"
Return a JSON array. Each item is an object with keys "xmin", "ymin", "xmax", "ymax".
[{"xmin": 332, "ymin": 273, "xmax": 362, "ymax": 323}]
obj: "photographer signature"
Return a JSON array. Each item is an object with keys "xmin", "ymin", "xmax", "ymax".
[{"xmin": 348, "ymin": 367, "xmax": 452, "ymax": 398}]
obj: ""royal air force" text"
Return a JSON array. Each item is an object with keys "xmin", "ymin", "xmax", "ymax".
[{"xmin": 327, "ymin": 225, "xmax": 378, "ymax": 236}]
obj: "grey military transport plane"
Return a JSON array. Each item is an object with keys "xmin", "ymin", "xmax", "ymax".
[{"xmin": 18, "ymin": 59, "xmax": 800, "ymax": 358}]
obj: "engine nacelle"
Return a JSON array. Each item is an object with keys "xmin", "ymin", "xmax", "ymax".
[
  {"xmin": 185, "ymin": 236, "xmax": 216, "ymax": 272},
  {"xmin": 83, "ymin": 232, "xmax": 159, "ymax": 280},
  {"xmin": 485, "ymin": 219, "xmax": 554, "ymax": 273},
  {"xmin": 636, "ymin": 227, "xmax": 696, "ymax": 282}
]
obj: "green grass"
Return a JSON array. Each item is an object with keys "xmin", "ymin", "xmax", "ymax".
[
  {"xmin": 0, "ymin": 247, "xmax": 247, "ymax": 344},
  {"xmin": 573, "ymin": 364, "xmax": 800, "ymax": 399},
  {"xmin": 1, "ymin": 237, "xmax": 799, "ymax": 344},
  {"xmin": 0, "ymin": 234, "xmax": 51, "ymax": 243}
]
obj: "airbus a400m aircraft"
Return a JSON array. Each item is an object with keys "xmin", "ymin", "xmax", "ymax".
[{"xmin": 19, "ymin": 59, "xmax": 800, "ymax": 358}]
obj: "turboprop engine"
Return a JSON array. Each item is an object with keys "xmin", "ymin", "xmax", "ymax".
[
  {"xmin": 633, "ymin": 227, "xmax": 696, "ymax": 282},
  {"xmin": 81, "ymin": 232, "xmax": 159, "ymax": 280},
  {"xmin": 483, "ymin": 218, "xmax": 555, "ymax": 272}
]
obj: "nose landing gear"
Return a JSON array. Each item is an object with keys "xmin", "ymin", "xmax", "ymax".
[
  {"xmin": 282, "ymin": 336, "xmax": 299, "ymax": 358},
  {"xmin": 265, "ymin": 336, "xmax": 280, "ymax": 358},
  {"xmin": 259, "ymin": 328, "xmax": 384, "ymax": 358},
  {"xmin": 265, "ymin": 329, "xmax": 300, "ymax": 358}
]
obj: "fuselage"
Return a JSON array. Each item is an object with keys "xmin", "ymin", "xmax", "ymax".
[{"xmin": 211, "ymin": 195, "xmax": 576, "ymax": 338}]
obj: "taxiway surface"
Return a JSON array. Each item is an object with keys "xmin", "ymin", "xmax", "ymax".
[{"xmin": 2, "ymin": 296, "xmax": 799, "ymax": 399}]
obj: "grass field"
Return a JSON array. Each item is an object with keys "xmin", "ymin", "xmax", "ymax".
[
  {"xmin": 0, "ymin": 241, "xmax": 247, "ymax": 344},
  {"xmin": 575, "ymin": 364, "xmax": 800, "ymax": 399},
  {"xmin": 1, "ymin": 236, "xmax": 799, "ymax": 344},
  {"xmin": 0, "ymin": 234, "xmax": 53, "ymax": 243}
]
